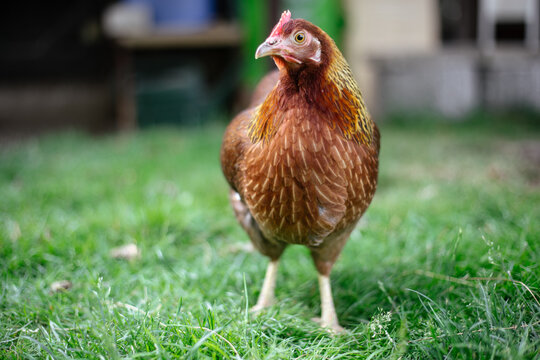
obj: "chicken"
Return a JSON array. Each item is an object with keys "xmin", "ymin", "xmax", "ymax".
[{"xmin": 220, "ymin": 10, "xmax": 380, "ymax": 332}]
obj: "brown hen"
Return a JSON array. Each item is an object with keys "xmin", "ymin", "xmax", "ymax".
[{"xmin": 220, "ymin": 10, "xmax": 380, "ymax": 332}]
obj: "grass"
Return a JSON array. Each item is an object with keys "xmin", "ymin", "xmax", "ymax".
[{"xmin": 1, "ymin": 112, "xmax": 539, "ymax": 359}]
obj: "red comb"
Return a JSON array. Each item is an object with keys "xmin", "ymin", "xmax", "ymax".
[{"xmin": 269, "ymin": 10, "xmax": 291, "ymax": 37}]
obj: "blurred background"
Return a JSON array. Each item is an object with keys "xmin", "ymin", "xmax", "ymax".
[
  {"xmin": 0, "ymin": 0, "xmax": 539, "ymax": 138},
  {"xmin": 1, "ymin": 3, "xmax": 539, "ymax": 357}
]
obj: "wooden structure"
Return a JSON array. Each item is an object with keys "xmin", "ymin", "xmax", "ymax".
[{"xmin": 113, "ymin": 22, "xmax": 243, "ymax": 130}]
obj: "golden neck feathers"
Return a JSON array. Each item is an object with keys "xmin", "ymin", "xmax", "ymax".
[{"xmin": 249, "ymin": 42, "xmax": 374, "ymax": 147}]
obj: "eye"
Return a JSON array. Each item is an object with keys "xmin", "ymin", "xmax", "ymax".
[{"xmin": 294, "ymin": 32, "xmax": 305, "ymax": 44}]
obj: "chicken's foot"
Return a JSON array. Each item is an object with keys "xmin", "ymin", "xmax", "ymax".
[
  {"xmin": 251, "ymin": 259, "xmax": 279, "ymax": 313},
  {"xmin": 313, "ymin": 274, "xmax": 345, "ymax": 333}
]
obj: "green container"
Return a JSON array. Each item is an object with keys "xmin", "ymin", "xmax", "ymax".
[
  {"xmin": 281, "ymin": 0, "xmax": 344, "ymax": 47},
  {"xmin": 135, "ymin": 66, "xmax": 208, "ymax": 127},
  {"xmin": 238, "ymin": 0, "xmax": 269, "ymax": 88},
  {"xmin": 238, "ymin": 0, "xmax": 344, "ymax": 88}
]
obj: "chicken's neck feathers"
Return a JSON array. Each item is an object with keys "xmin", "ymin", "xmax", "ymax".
[{"xmin": 249, "ymin": 44, "xmax": 374, "ymax": 147}]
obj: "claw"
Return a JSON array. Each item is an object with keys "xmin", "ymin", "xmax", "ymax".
[
  {"xmin": 312, "ymin": 316, "xmax": 346, "ymax": 334},
  {"xmin": 250, "ymin": 303, "xmax": 270, "ymax": 314}
]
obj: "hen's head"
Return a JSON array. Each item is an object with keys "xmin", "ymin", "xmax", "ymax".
[{"xmin": 255, "ymin": 10, "xmax": 329, "ymax": 72}]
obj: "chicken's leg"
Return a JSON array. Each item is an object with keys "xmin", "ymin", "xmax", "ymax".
[
  {"xmin": 251, "ymin": 259, "xmax": 279, "ymax": 312},
  {"xmin": 316, "ymin": 274, "xmax": 344, "ymax": 333},
  {"xmin": 309, "ymin": 232, "xmax": 350, "ymax": 333}
]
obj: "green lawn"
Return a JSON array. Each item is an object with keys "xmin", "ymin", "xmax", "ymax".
[{"xmin": 1, "ymin": 113, "xmax": 539, "ymax": 359}]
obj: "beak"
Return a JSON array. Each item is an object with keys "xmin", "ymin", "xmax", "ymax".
[
  {"xmin": 255, "ymin": 39, "xmax": 279, "ymax": 59},
  {"xmin": 255, "ymin": 38, "xmax": 302, "ymax": 64}
]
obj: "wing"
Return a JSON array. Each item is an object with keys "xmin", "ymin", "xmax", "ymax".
[
  {"xmin": 220, "ymin": 71, "xmax": 286, "ymax": 259},
  {"xmin": 220, "ymin": 109, "xmax": 252, "ymax": 192},
  {"xmin": 221, "ymin": 71, "xmax": 280, "ymax": 191}
]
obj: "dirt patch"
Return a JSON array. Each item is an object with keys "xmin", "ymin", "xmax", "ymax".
[{"xmin": 520, "ymin": 141, "xmax": 540, "ymax": 186}]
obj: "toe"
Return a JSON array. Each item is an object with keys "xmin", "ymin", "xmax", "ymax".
[
  {"xmin": 325, "ymin": 322, "xmax": 345, "ymax": 334},
  {"xmin": 250, "ymin": 304, "xmax": 267, "ymax": 314},
  {"xmin": 312, "ymin": 317, "xmax": 346, "ymax": 334}
]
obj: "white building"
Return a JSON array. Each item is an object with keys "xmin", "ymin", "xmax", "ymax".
[{"xmin": 344, "ymin": 0, "xmax": 540, "ymax": 117}]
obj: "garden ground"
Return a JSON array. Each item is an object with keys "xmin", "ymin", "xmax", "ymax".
[{"xmin": 1, "ymin": 112, "xmax": 539, "ymax": 359}]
